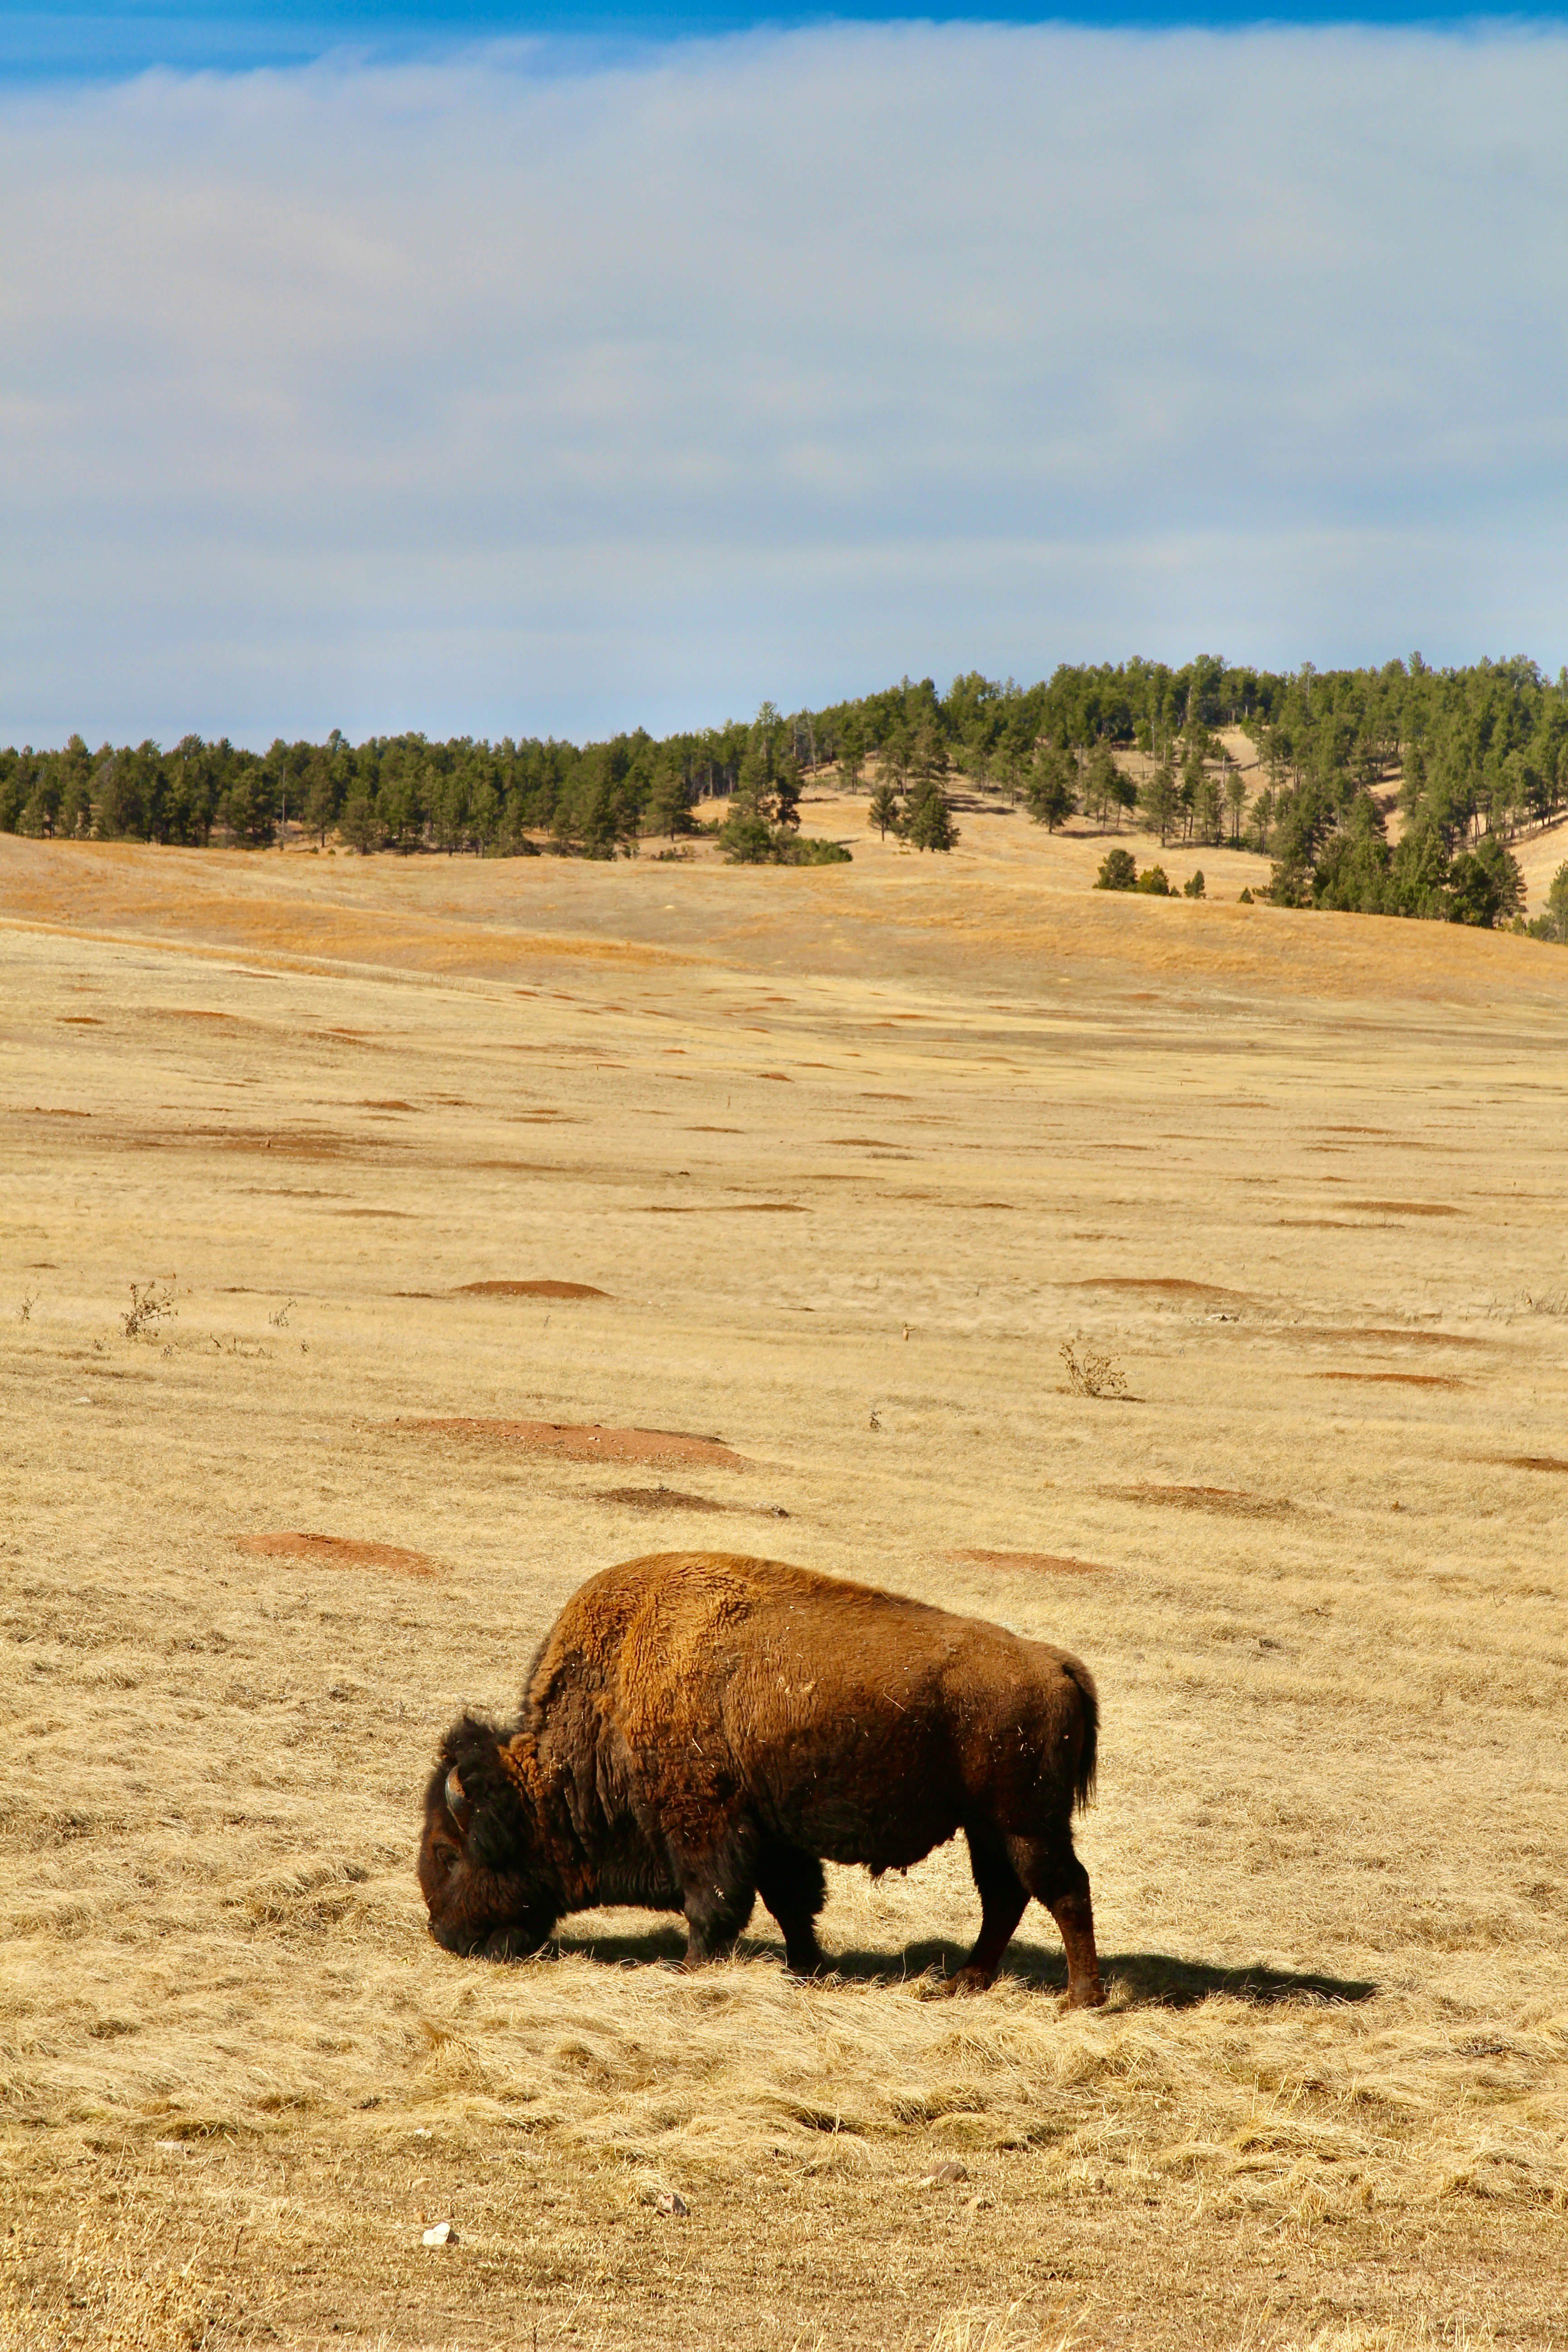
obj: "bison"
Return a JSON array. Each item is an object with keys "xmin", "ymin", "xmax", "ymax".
[{"xmin": 418, "ymin": 1549, "xmax": 1105, "ymax": 2004}]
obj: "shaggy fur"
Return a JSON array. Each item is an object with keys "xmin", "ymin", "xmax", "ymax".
[{"xmin": 418, "ymin": 1551, "xmax": 1105, "ymax": 2003}]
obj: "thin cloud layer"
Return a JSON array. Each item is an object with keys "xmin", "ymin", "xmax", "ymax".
[{"xmin": 2, "ymin": 24, "xmax": 1566, "ymax": 743}]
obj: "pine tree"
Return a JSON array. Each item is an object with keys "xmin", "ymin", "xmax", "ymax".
[
  {"xmin": 905, "ymin": 777, "xmax": 957, "ymax": 853},
  {"xmin": 867, "ymin": 784, "xmax": 901, "ymax": 840}
]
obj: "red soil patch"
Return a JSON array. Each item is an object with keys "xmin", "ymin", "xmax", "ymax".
[
  {"xmin": 1103, "ymin": 1483, "xmax": 1295, "ymax": 1519},
  {"xmin": 363, "ymin": 1098, "xmax": 414, "ymax": 1111},
  {"xmin": 455, "ymin": 1279, "xmax": 610, "ymax": 1300},
  {"xmin": 1313, "ymin": 1372, "xmax": 1465, "ymax": 1389},
  {"xmin": 756, "ymin": 1072, "xmax": 793, "ymax": 1082},
  {"xmin": 235, "ymin": 1532, "xmax": 435, "ymax": 1576},
  {"xmin": 946, "ymin": 1548, "xmax": 1109, "ymax": 1578},
  {"xmin": 1495, "ymin": 1455, "xmax": 1568, "ymax": 1473},
  {"xmin": 1076, "ymin": 1277, "xmax": 1248, "ymax": 1300},
  {"xmin": 402, "ymin": 1419, "xmax": 746, "ymax": 1468},
  {"xmin": 59, "ymin": 1015, "xmax": 103, "ymax": 1025},
  {"xmin": 1345, "ymin": 1200, "xmax": 1460, "ymax": 1217}
]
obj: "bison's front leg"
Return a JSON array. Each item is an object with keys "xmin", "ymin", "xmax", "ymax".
[
  {"xmin": 677, "ymin": 1850, "xmax": 758, "ymax": 1965},
  {"xmin": 757, "ymin": 1846, "xmax": 828, "ymax": 1977}
]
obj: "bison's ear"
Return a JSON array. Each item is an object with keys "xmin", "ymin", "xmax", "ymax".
[{"xmin": 441, "ymin": 1716, "xmax": 525, "ymax": 1872}]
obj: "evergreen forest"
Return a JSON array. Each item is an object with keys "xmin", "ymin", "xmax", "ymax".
[{"xmin": 4, "ymin": 655, "xmax": 1566, "ymax": 936}]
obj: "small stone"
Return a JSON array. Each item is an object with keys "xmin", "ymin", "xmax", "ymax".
[
  {"xmin": 919, "ymin": 2160, "xmax": 968, "ymax": 2188},
  {"xmin": 421, "ymin": 2220, "xmax": 458, "ymax": 2247},
  {"xmin": 964, "ymin": 2192, "xmax": 993, "ymax": 2215},
  {"xmin": 654, "ymin": 2190, "xmax": 689, "ymax": 2216}
]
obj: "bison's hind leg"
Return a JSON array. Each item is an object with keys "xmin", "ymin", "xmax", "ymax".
[
  {"xmin": 756, "ymin": 1847, "xmax": 827, "ymax": 1978},
  {"xmin": 1007, "ymin": 1832, "xmax": 1106, "ymax": 2010},
  {"xmin": 947, "ymin": 1825, "xmax": 1029, "ymax": 1994}
]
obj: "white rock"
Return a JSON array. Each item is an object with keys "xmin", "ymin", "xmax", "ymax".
[
  {"xmin": 654, "ymin": 2191, "xmax": 689, "ymax": 2216},
  {"xmin": 421, "ymin": 2220, "xmax": 458, "ymax": 2247}
]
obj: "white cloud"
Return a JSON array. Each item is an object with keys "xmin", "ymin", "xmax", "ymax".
[{"xmin": 2, "ymin": 23, "xmax": 1566, "ymax": 744}]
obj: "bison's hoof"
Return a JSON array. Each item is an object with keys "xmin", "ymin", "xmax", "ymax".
[
  {"xmin": 1068, "ymin": 1979, "xmax": 1108, "ymax": 2010},
  {"xmin": 940, "ymin": 1965, "xmax": 994, "ymax": 1998}
]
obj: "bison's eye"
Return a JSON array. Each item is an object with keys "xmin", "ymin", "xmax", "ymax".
[{"xmin": 431, "ymin": 1840, "xmax": 460, "ymax": 1873}]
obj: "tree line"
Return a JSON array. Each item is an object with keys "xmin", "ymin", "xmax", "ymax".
[{"xmin": 3, "ymin": 653, "xmax": 1565, "ymax": 924}]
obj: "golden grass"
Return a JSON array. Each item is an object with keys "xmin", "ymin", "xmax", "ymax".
[{"xmin": 2, "ymin": 823, "xmax": 1567, "ymax": 2348}]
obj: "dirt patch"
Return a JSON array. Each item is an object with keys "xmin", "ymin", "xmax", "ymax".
[
  {"xmin": 1494, "ymin": 1455, "xmax": 1568, "ymax": 1473},
  {"xmin": 1075, "ymin": 1278, "xmax": 1249, "ymax": 1300},
  {"xmin": 362, "ymin": 1098, "xmax": 414, "ymax": 1111},
  {"xmin": 455, "ymin": 1279, "xmax": 611, "ymax": 1300},
  {"xmin": 1345, "ymin": 1200, "xmax": 1461, "ymax": 1216},
  {"xmin": 642, "ymin": 1202, "xmax": 807, "ymax": 1215},
  {"xmin": 235, "ymin": 1532, "xmax": 435, "ymax": 1576},
  {"xmin": 591, "ymin": 1484, "xmax": 789, "ymax": 1517},
  {"xmin": 946, "ymin": 1548, "xmax": 1110, "ymax": 1577},
  {"xmin": 1297, "ymin": 1327, "xmax": 1494, "ymax": 1350},
  {"xmin": 1313, "ymin": 1372, "xmax": 1466, "ymax": 1389},
  {"xmin": 59, "ymin": 1015, "xmax": 102, "ymax": 1025},
  {"xmin": 401, "ymin": 1419, "xmax": 746, "ymax": 1468},
  {"xmin": 1102, "ymin": 1484, "xmax": 1295, "ymax": 1519}
]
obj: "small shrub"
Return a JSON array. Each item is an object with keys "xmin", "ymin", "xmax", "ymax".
[
  {"xmin": 1094, "ymin": 848, "xmax": 1137, "ymax": 892},
  {"xmin": 1183, "ymin": 870, "xmax": 1205, "ymax": 899},
  {"xmin": 1238, "ymin": 887, "xmax": 1254, "ymax": 904},
  {"xmin": 1134, "ymin": 864, "xmax": 1171, "ymax": 896},
  {"xmin": 1060, "ymin": 1336, "xmax": 1129, "ymax": 1399},
  {"xmin": 122, "ymin": 1282, "xmax": 177, "ymax": 1340},
  {"xmin": 19, "ymin": 1289, "xmax": 37, "ymax": 1325},
  {"xmin": 776, "ymin": 835, "xmax": 852, "ymax": 865}
]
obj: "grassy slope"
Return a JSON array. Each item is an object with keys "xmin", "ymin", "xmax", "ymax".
[{"xmin": 2, "ymin": 822, "xmax": 1566, "ymax": 2351}]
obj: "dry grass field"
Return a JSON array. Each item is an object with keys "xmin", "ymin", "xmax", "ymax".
[{"xmin": 2, "ymin": 809, "xmax": 1567, "ymax": 2352}]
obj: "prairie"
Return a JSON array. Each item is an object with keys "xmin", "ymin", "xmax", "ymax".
[{"xmin": 1, "ymin": 813, "xmax": 1566, "ymax": 2352}]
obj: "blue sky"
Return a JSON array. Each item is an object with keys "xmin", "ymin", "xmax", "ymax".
[{"xmin": 1, "ymin": 9, "xmax": 1566, "ymax": 744}]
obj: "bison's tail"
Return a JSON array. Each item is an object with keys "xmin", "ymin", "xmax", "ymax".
[{"xmin": 1063, "ymin": 1661, "xmax": 1098, "ymax": 1813}]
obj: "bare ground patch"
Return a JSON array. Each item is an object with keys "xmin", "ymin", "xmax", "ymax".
[
  {"xmin": 454, "ymin": 1279, "xmax": 611, "ymax": 1299},
  {"xmin": 1293, "ymin": 1326, "xmax": 1494, "ymax": 1349},
  {"xmin": 1313, "ymin": 1372, "xmax": 1467, "ymax": 1389},
  {"xmin": 1344, "ymin": 1199, "xmax": 1462, "ymax": 1216},
  {"xmin": 234, "ymin": 1532, "xmax": 435, "ymax": 1575},
  {"xmin": 1101, "ymin": 1484, "xmax": 1296, "ymax": 1519},
  {"xmin": 589, "ymin": 1484, "xmax": 789, "ymax": 1518},
  {"xmin": 945, "ymin": 1548, "xmax": 1111, "ymax": 1578},
  {"xmin": 1074, "ymin": 1277, "xmax": 1250, "ymax": 1301},
  {"xmin": 399, "ymin": 1418, "xmax": 747, "ymax": 1467},
  {"xmin": 1492, "ymin": 1454, "xmax": 1568, "ymax": 1473}
]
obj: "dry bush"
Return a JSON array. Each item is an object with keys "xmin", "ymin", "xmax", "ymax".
[
  {"xmin": 121, "ymin": 1283, "xmax": 176, "ymax": 1342},
  {"xmin": 1058, "ymin": 1336, "xmax": 1128, "ymax": 1399}
]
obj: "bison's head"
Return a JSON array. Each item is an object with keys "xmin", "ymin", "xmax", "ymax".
[{"xmin": 417, "ymin": 1715, "xmax": 560, "ymax": 1960}]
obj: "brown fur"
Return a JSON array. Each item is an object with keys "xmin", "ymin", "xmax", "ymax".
[{"xmin": 418, "ymin": 1551, "xmax": 1105, "ymax": 2003}]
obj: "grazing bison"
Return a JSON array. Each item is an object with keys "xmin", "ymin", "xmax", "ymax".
[{"xmin": 419, "ymin": 1550, "xmax": 1104, "ymax": 2004}]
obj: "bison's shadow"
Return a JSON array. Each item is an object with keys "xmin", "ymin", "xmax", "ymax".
[{"xmin": 548, "ymin": 1924, "xmax": 1377, "ymax": 2008}]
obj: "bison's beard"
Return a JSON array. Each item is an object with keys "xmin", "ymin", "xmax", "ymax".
[{"xmin": 420, "ymin": 1857, "xmax": 558, "ymax": 1960}]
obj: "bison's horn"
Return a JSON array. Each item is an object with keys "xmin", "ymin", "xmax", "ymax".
[{"xmin": 445, "ymin": 1766, "xmax": 466, "ymax": 1816}]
